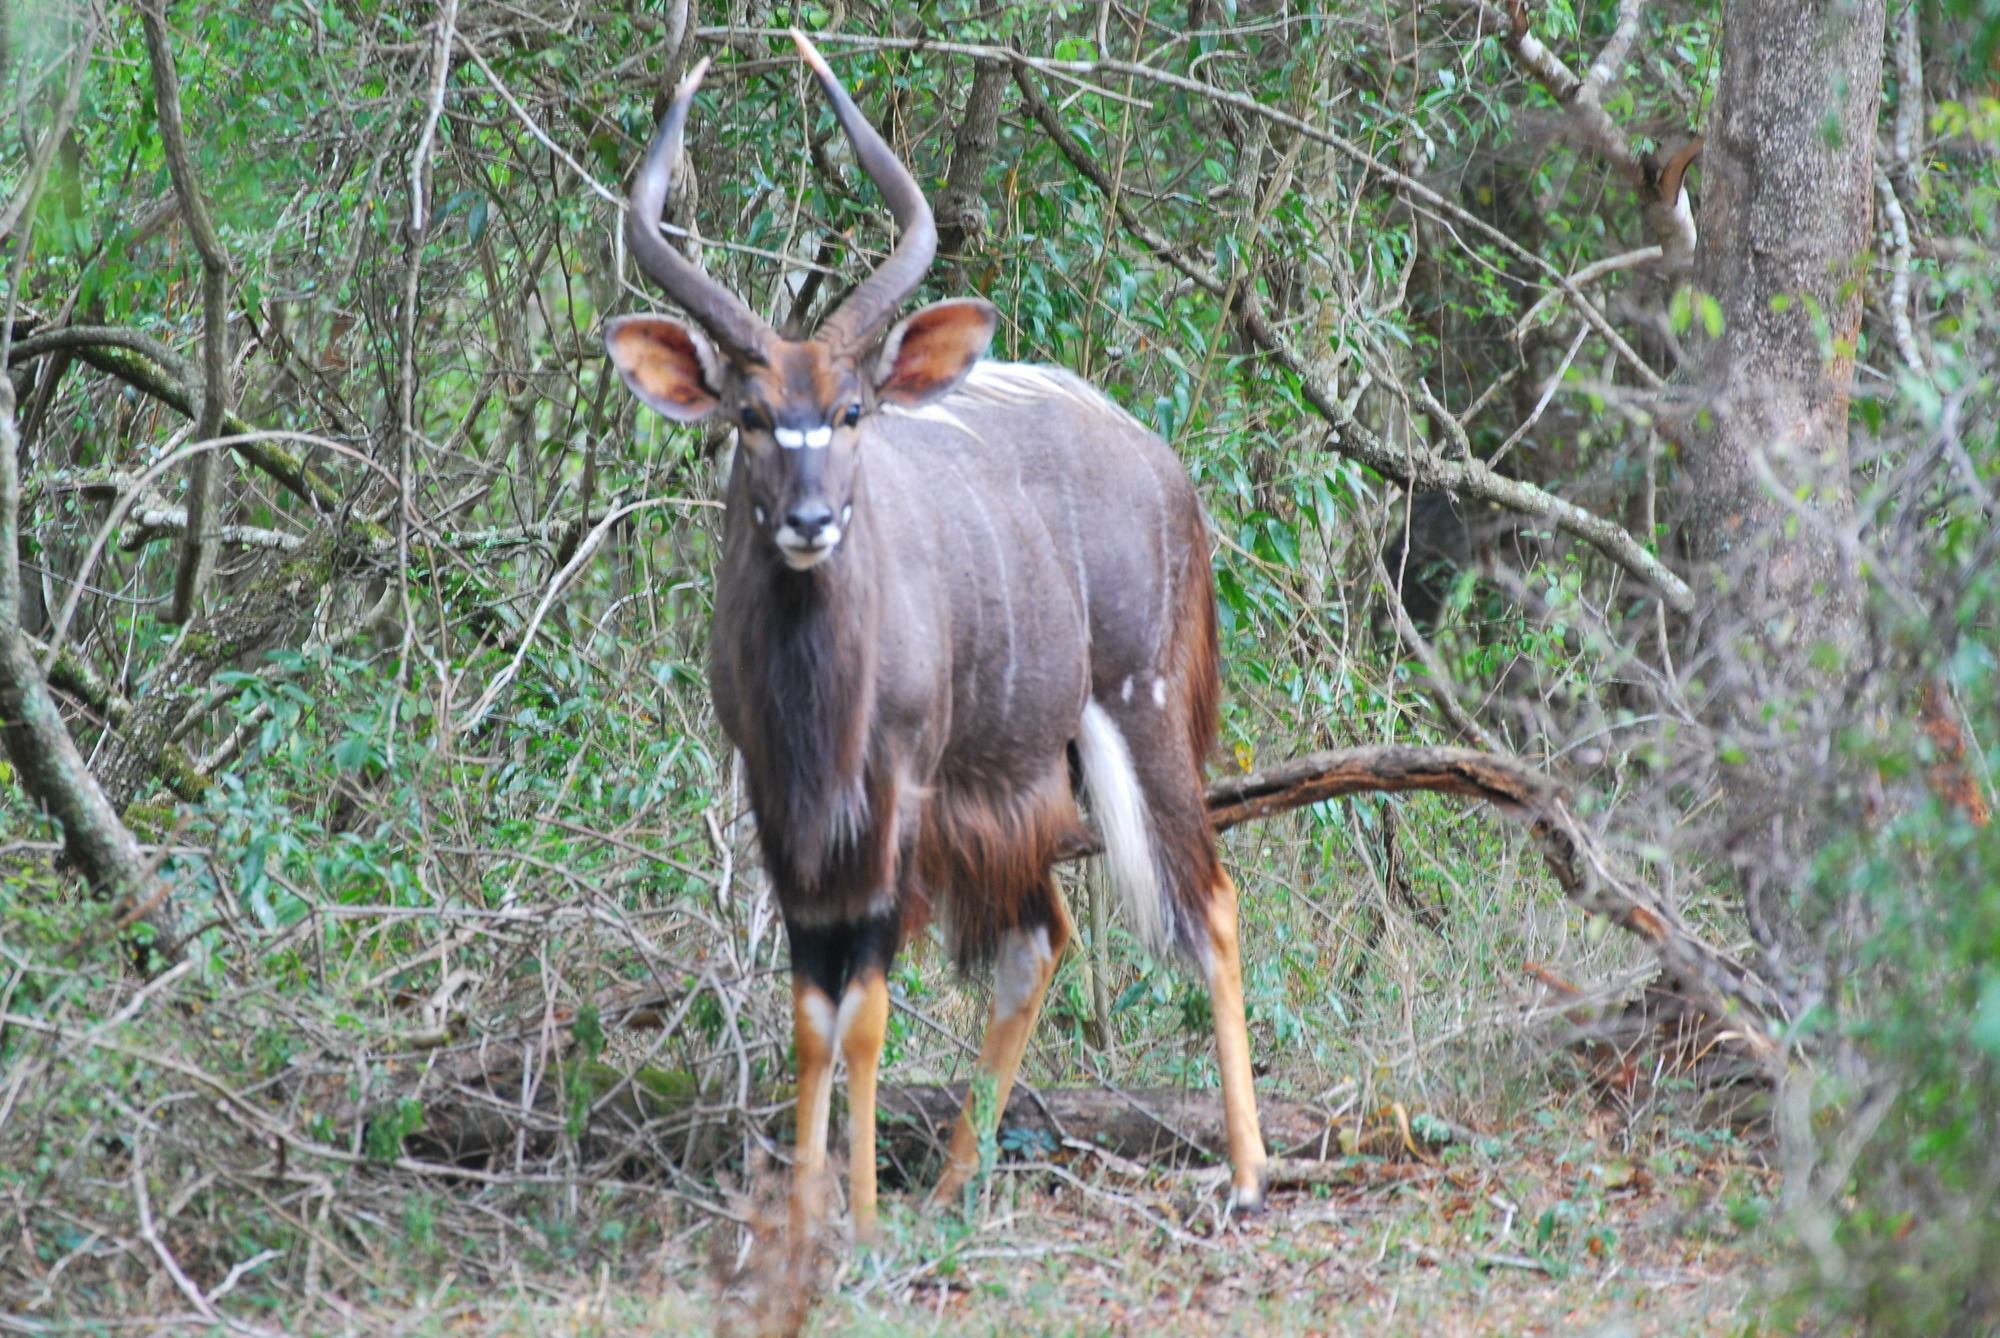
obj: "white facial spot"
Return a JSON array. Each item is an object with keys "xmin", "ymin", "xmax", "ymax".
[
  {"xmin": 773, "ymin": 426, "xmax": 833, "ymax": 451},
  {"xmin": 1120, "ymin": 676, "xmax": 1134, "ymax": 704},
  {"xmin": 1151, "ymin": 676, "xmax": 1168, "ymax": 708},
  {"xmin": 775, "ymin": 522, "xmax": 844, "ymax": 570},
  {"xmin": 841, "ymin": 504, "xmax": 852, "ymax": 526},
  {"xmin": 753, "ymin": 505, "xmax": 767, "ymax": 526}
]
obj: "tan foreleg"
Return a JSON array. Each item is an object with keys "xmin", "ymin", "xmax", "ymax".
[
  {"xmin": 1205, "ymin": 872, "xmax": 1269, "ymax": 1210},
  {"xmin": 931, "ymin": 903, "xmax": 1073, "ymax": 1207},
  {"xmin": 838, "ymin": 971, "xmax": 890, "ymax": 1240},
  {"xmin": 790, "ymin": 978, "xmax": 837, "ymax": 1238}
]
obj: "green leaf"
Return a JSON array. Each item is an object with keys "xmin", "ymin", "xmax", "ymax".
[
  {"xmin": 1698, "ymin": 292, "xmax": 1725, "ymax": 339},
  {"xmin": 333, "ymin": 731, "xmax": 373, "ymax": 772},
  {"xmin": 1669, "ymin": 286, "xmax": 1694, "ymax": 335},
  {"xmin": 571, "ymin": 1002, "xmax": 605, "ymax": 1059},
  {"xmin": 1971, "ymin": 976, "xmax": 2000, "ymax": 1056}
]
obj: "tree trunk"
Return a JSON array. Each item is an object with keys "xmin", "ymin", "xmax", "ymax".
[
  {"xmin": 935, "ymin": 59, "xmax": 1009, "ymax": 257},
  {"xmin": 0, "ymin": 385, "xmax": 177, "ymax": 959},
  {"xmin": 1676, "ymin": 0, "xmax": 1883, "ymax": 994}
]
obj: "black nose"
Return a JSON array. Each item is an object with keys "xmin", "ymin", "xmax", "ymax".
[{"xmin": 785, "ymin": 502, "xmax": 835, "ymax": 542}]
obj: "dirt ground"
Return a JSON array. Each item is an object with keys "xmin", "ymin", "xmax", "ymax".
[{"xmin": 334, "ymin": 1133, "xmax": 1770, "ymax": 1338}]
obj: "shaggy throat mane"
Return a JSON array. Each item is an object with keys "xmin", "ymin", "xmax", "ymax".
[{"xmin": 733, "ymin": 563, "xmax": 882, "ymax": 900}]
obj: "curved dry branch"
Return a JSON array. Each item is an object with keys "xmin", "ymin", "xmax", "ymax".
[
  {"xmin": 0, "ymin": 385, "xmax": 178, "ymax": 958},
  {"xmin": 7, "ymin": 326, "xmax": 340, "ymax": 513},
  {"xmin": 1058, "ymin": 744, "xmax": 1784, "ymax": 1060}
]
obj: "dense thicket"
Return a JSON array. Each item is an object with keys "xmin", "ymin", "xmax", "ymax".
[{"xmin": 2, "ymin": 2, "xmax": 1995, "ymax": 1332}]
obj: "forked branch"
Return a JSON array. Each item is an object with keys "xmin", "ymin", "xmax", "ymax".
[{"xmin": 1458, "ymin": 0, "xmax": 1702, "ymax": 267}]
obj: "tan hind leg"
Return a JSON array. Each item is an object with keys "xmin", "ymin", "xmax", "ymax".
[
  {"xmin": 930, "ymin": 900, "xmax": 1074, "ymax": 1207},
  {"xmin": 1205, "ymin": 872, "xmax": 1269, "ymax": 1210},
  {"xmin": 789, "ymin": 977, "xmax": 838, "ymax": 1238},
  {"xmin": 838, "ymin": 971, "xmax": 890, "ymax": 1241}
]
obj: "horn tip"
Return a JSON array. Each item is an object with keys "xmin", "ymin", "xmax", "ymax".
[
  {"xmin": 677, "ymin": 55, "xmax": 713, "ymax": 99},
  {"xmin": 790, "ymin": 28, "xmax": 832, "ymax": 76}
]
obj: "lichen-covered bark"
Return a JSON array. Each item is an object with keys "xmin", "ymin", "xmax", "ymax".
[{"xmin": 1676, "ymin": 0, "xmax": 1883, "ymax": 984}]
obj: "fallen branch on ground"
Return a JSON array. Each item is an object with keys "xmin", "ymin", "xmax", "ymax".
[
  {"xmin": 1061, "ymin": 744, "xmax": 1783, "ymax": 1059},
  {"xmin": 353, "ymin": 746, "xmax": 1784, "ymax": 1174}
]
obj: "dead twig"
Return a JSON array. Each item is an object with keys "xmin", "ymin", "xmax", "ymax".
[
  {"xmin": 1009, "ymin": 64, "xmax": 1695, "ymax": 615},
  {"xmin": 140, "ymin": 2, "xmax": 234, "ymax": 623}
]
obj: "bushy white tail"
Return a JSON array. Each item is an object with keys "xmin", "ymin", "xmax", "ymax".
[{"xmin": 1076, "ymin": 702, "xmax": 1172, "ymax": 954}]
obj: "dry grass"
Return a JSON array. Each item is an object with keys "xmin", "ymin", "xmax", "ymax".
[
  {"xmin": 0, "ymin": 503, "xmax": 1763, "ymax": 1336},
  {"xmin": 212, "ymin": 1130, "xmax": 1768, "ymax": 1337},
  {"xmin": 0, "ymin": 824, "xmax": 1784, "ymax": 1328}
]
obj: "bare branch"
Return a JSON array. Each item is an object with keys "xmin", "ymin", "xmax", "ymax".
[
  {"xmin": 6, "ymin": 323, "xmax": 196, "ymax": 387},
  {"xmin": 123, "ymin": 506, "xmax": 304, "ymax": 553},
  {"xmin": 1012, "ymin": 66, "xmax": 1694, "ymax": 614},
  {"xmin": 140, "ymin": 2, "xmax": 234, "ymax": 624},
  {"xmin": 0, "ymin": 383, "xmax": 177, "ymax": 958},
  {"xmin": 1891, "ymin": 1, "xmax": 1923, "ymax": 185},
  {"xmin": 7, "ymin": 325, "xmax": 342, "ymax": 514},
  {"xmin": 1881, "ymin": 4, "xmax": 1926, "ymax": 376},
  {"xmin": 1585, "ymin": 0, "xmax": 1649, "ymax": 91},
  {"xmin": 1877, "ymin": 168, "xmax": 1924, "ymax": 375}
]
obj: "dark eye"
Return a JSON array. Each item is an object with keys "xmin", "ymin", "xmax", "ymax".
[
  {"xmin": 841, "ymin": 403, "xmax": 862, "ymax": 428},
  {"xmin": 739, "ymin": 406, "xmax": 766, "ymax": 432}
]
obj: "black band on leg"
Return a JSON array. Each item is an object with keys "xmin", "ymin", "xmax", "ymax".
[{"xmin": 787, "ymin": 911, "xmax": 901, "ymax": 1003}]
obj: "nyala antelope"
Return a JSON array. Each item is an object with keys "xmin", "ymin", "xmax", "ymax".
[{"xmin": 605, "ymin": 33, "xmax": 1269, "ymax": 1234}]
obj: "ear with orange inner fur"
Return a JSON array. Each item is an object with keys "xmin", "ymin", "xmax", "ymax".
[
  {"xmin": 604, "ymin": 314, "xmax": 725, "ymax": 421},
  {"xmin": 873, "ymin": 298, "xmax": 998, "ymax": 406}
]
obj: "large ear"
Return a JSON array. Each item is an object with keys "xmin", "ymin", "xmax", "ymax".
[
  {"xmin": 872, "ymin": 298, "xmax": 997, "ymax": 406},
  {"xmin": 604, "ymin": 314, "xmax": 726, "ymax": 421}
]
